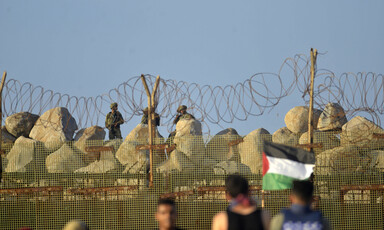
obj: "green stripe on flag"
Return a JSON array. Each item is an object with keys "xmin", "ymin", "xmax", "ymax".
[{"xmin": 262, "ymin": 173, "xmax": 309, "ymax": 190}]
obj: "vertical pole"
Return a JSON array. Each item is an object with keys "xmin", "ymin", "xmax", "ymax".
[
  {"xmin": 150, "ymin": 76, "xmax": 160, "ymax": 187},
  {"xmin": 150, "ymin": 76, "xmax": 160, "ymax": 140},
  {"xmin": 141, "ymin": 75, "xmax": 153, "ymax": 187},
  {"xmin": 308, "ymin": 48, "xmax": 317, "ymax": 152},
  {"xmin": 0, "ymin": 71, "xmax": 7, "ymax": 182},
  {"xmin": 140, "ymin": 75, "xmax": 160, "ymax": 188}
]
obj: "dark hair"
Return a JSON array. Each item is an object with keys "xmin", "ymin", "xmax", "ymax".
[
  {"xmin": 158, "ymin": 198, "xmax": 176, "ymax": 207},
  {"xmin": 292, "ymin": 180, "xmax": 314, "ymax": 203},
  {"xmin": 225, "ymin": 174, "xmax": 249, "ymax": 198}
]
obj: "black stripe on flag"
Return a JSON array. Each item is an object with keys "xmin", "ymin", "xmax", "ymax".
[{"xmin": 263, "ymin": 141, "xmax": 315, "ymax": 164}]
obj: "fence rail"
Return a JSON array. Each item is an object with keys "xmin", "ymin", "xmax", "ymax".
[{"xmin": 1, "ymin": 135, "xmax": 384, "ymax": 229}]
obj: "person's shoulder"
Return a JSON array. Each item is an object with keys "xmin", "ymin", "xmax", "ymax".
[
  {"xmin": 212, "ymin": 211, "xmax": 227, "ymax": 230},
  {"xmin": 271, "ymin": 212, "xmax": 284, "ymax": 221},
  {"xmin": 270, "ymin": 212, "xmax": 285, "ymax": 230},
  {"xmin": 183, "ymin": 113, "xmax": 193, "ymax": 119},
  {"xmin": 214, "ymin": 210, "xmax": 227, "ymax": 217},
  {"xmin": 106, "ymin": 112, "xmax": 112, "ymax": 116}
]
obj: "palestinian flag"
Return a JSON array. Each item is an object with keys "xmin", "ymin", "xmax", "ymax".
[{"xmin": 262, "ymin": 141, "xmax": 315, "ymax": 190}]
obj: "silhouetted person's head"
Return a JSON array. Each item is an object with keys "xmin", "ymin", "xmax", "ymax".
[
  {"xmin": 156, "ymin": 198, "xmax": 177, "ymax": 230},
  {"xmin": 225, "ymin": 174, "xmax": 249, "ymax": 200},
  {"xmin": 63, "ymin": 220, "xmax": 89, "ymax": 230},
  {"xmin": 290, "ymin": 180, "xmax": 314, "ymax": 206}
]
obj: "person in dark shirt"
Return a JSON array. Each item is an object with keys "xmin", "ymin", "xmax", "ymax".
[
  {"xmin": 155, "ymin": 198, "xmax": 183, "ymax": 230},
  {"xmin": 270, "ymin": 180, "xmax": 331, "ymax": 230},
  {"xmin": 212, "ymin": 174, "xmax": 270, "ymax": 230}
]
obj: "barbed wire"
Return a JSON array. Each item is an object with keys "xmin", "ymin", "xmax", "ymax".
[{"xmin": 2, "ymin": 54, "xmax": 383, "ymax": 133}]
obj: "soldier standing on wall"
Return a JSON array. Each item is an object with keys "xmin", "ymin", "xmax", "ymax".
[
  {"xmin": 141, "ymin": 107, "xmax": 160, "ymax": 126},
  {"xmin": 105, "ymin": 102, "xmax": 124, "ymax": 140},
  {"xmin": 172, "ymin": 105, "xmax": 195, "ymax": 125},
  {"xmin": 166, "ymin": 105, "xmax": 195, "ymax": 148}
]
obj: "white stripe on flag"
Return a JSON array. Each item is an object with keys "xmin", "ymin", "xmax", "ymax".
[{"xmin": 266, "ymin": 156, "xmax": 314, "ymax": 179}]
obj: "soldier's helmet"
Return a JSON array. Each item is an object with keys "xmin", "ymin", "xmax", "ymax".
[
  {"xmin": 177, "ymin": 105, "xmax": 187, "ymax": 113},
  {"xmin": 143, "ymin": 107, "xmax": 149, "ymax": 114},
  {"xmin": 110, "ymin": 102, "xmax": 118, "ymax": 109}
]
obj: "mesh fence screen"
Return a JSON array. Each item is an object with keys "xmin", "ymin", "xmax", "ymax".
[{"xmin": 1, "ymin": 132, "xmax": 384, "ymax": 229}]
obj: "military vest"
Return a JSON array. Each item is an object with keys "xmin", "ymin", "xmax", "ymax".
[
  {"xmin": 180, "ymin": 113, "xmax": 194, "ymax": 120},
  {"xmin": 106, "ymin": 111, "xmax": 123, "ymax": 128},
  {"xmin": 281, "ymin": 205, "xmax": 323, "ymax": 230}
]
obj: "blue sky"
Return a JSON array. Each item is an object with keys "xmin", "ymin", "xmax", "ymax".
[{"xmin": 0, "ymin": 0, "xmax": 383, "ymax": 136}]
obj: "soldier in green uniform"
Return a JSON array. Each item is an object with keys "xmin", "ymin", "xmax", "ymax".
[
  {"xmin": 173, "ymin": 105, "xmax": 195, "ymax": 125},
  {"xmin": 105, "ymin": 102, "xmax": 124, "ymax": 140},
  {"xmin": 141, "ymin": 107, "xmax": 160, "ymax": 126},
  {"xmin": 166, "ymin": 105, "xmax": 195, "ymax": 148}
]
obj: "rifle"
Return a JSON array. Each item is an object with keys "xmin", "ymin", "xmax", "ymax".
[
  {"xmin": 173, "ymin": 113, "xmax": 182, "ymax": 125},
  {"xmin": 107, "ymin": 112, "xmax": 119, "ymax": 129}
]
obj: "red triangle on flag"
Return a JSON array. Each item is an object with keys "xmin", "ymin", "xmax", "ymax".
[{"xmin": 262, "ymin": 152, "xmax": 269, "ymax": 176}]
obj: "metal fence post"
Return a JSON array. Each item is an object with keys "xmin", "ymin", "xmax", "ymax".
[
  {"xmin": 0, "ymin": 71, "xmax": 7, "ymax": 182},
  {"xmin": 308, "ymin": 48, "xmax": 317, "ymax": 152},
  {"xmin": 141, "ymin": 75, "xmax": 160, "ymax": 188}
]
